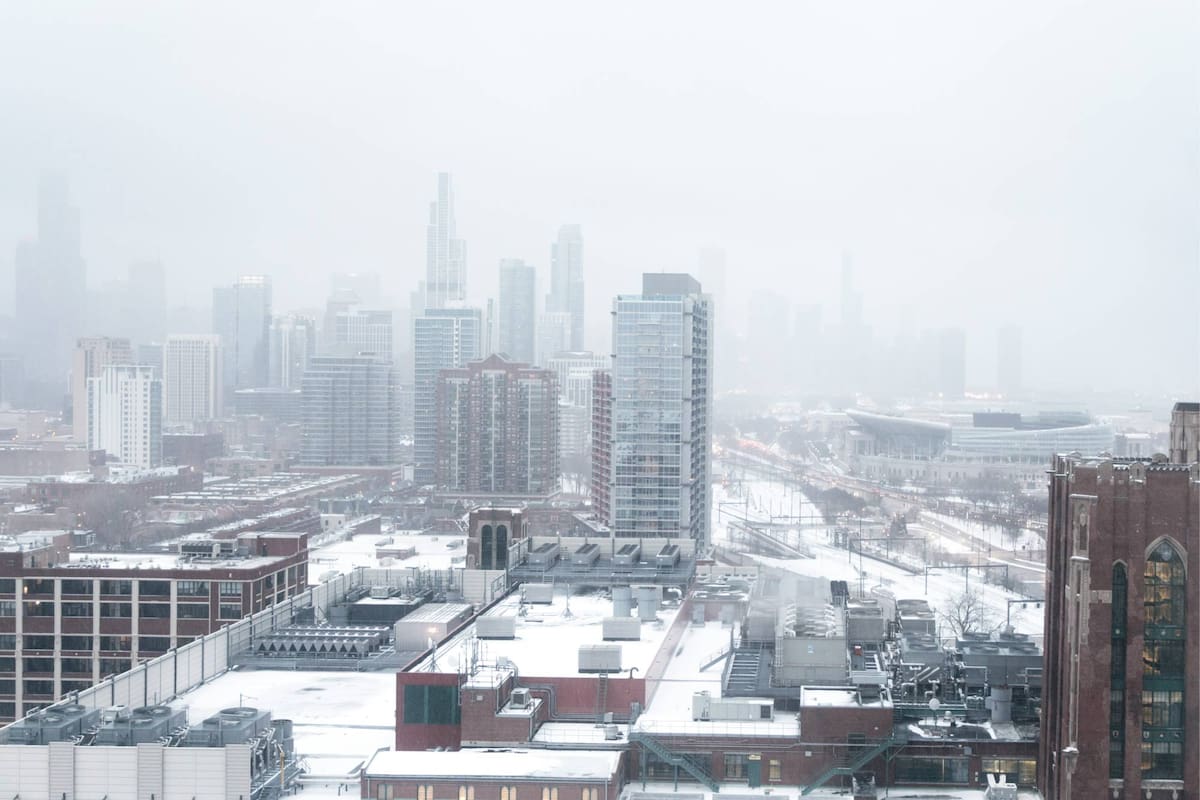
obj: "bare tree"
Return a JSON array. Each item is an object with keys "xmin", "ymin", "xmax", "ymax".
[{"xmin": 939, "ymin": 587, "xmax": 1001, "ymax": 641}]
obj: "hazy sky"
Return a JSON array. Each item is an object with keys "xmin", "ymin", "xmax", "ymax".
[{"xmin": 1, "ymin": 1, "xmax": 1196, "ymax": 396}]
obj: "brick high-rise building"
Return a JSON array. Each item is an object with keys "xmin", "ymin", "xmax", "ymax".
[
  {"xmin": 1039, "ymin": 414, "xmax": 1199, "ymax": 799},
  {"xmin": 434, "ymin": 354, "xmax": 558, "ymax": 496},
  {"xmin": 590, "ymin": 368, "xmax": 612, "ymax": 525}
]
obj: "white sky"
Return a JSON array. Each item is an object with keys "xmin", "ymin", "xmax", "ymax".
[{"xmin": 0, "ymin": 1, "xmax": 1196, "ymax": 394}]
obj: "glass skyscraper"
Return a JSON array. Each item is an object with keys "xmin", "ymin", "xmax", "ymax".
[{"xmin": 607, "ymin": 273, "xmax": 712, "ymax": 545}]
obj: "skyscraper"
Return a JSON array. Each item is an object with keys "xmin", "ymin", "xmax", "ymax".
[
  {"xmin": 546, "ymin": 351, "xmax": 609, "ymax": 474},
  {"xmin": 413, "ymin": 308, "xmax": 483, "ymax": 482},
  {"xmin": 498, "ymin": 259, "xmax": 536, "ymax": 364},
  {"xmin": 14, "ymin": 173, "xmax": 87, "ymax": 406},
  {"xmin": 605, "ymin": 273, "xmax": 713, "ymax": 544},
  {"xmin": 212, "ymin": 276, "xmax": 272, "ymax": 394},
  {"xmin": 71, "ymin": 337, "xmax": 133, "ymax": 442},
  {"xmin": 332, "ymin": 309, "xmax": 394, "ymax": 359},
  {"xmin": 435, "ymin": 354, "xmax": 559, "ymax": 495},
  {"xmin": 268, "ymin": 314, "xmax": 317, "ymax": 390},
  {"xmin": 997, "ymin": 325, "xmax": 1022, "ymax": 397},
  {"xmin": 87, "ymin": 365, "xmax": 162, "ymax": 468},
  {"xmin": 424, "ymin": 172, "xmax": 467, "ymax": 309},
  {"xmin": 163, "ymin": 335, "xmax": 223, "ymax": 425},
  {"xmin": 590, "ymin": 368, "xmax": 612, "ymax": 523},
  {"xmin": 547, "ymin": 225, "xmax": 584, "ymax": 350},
  {"xmin": 1039, "ymin": 435, "xmax": 1199, "ymax": 798},
  {"xmin": 300, "ymin": 355, "xmax": 401, "ymax": 466}
]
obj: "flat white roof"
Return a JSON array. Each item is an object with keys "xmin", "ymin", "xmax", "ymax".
[
  {"xmin": 366, "ymin": 749, "xmax": 620, "ymax": 781},
  {"xmin": 64, "ymin": 551, "xmax": 284, "ymax": 571},
  {"xmin": 171, "ymin": 669, "xmax": 396, "ymax": 778},
  {"xmin": 409, "ymin": 589, "xmax": 680, "ymax": 678}
]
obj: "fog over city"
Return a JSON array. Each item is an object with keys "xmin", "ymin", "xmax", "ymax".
[{"xmin": 0, "ymin": 2, "xmax": 1195, "ymax": 399}]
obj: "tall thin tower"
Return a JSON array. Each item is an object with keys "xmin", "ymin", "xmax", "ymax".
[
  {"xmin": 425, "ymin": 172, "xmax": 467, "ymax": 309},
  {"xmin": 547, "ymin": 225, "xmax": 584, "ymax": 350}
]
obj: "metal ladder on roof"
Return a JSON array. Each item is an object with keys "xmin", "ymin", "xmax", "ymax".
[{"xmin": 595, "ymin": 672, "xmax": 608, "ymax": 722}]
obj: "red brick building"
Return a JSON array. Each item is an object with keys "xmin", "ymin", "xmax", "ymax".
[
  {"xmin": 1039, "ymin": 452, "xmax": 1199, "ymax": 799},
  {"xmin": 0, "ymin": 530, "xmax": 308, "ymax": 722}
]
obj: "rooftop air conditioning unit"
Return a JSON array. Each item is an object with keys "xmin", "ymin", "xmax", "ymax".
[{"xmin": 510, "ymin": 688, "xmax": 531, "ymax": 709}]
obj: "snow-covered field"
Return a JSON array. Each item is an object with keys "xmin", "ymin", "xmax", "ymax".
[{"xmin": 714, "ymin": 468, "xmax": 1043, "ymax": 640}]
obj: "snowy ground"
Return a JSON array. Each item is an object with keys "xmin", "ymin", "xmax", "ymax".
[{"xmin": 714, "ymin": 466, "xmax": 1043, "ymax": 641}]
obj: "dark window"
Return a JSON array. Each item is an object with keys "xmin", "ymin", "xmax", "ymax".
[
  {"xmin": 139, "ymin": 636, "xmax": 171, "ymax": 653},
  {"xmin": 402, "ymin": 684, "xmax": 461, "ymax": 725},
  {"xmin": 495, "ymin": 525, "xmax": 508, "ymax": 568},
  {"xmin": 178, "ymin": 581, "xmax": 209, "ymax": 597},
  {"xmin": 0, "ymin": 680, "xmax": 14, "ymax": 694},
  {"xmin": 22, "ymin": 601, "xmax": 55, "ymax": 617},
  {"xmin": 100, "ymin": 580, "xmax": 132, "ymax": 595},
  {"xmin": 0, "ymin": 658, "xmax": 15, "ymax": 672},
  {"xmin": 99, "ymin": 658, "xmax": 131, "ymax": 676},
  {"xmin": 177, "ymin": 603, "xmax": 210, "ymax": 619},
  {"xmin": 61, "ymin": 602, "xmax": 92, "ymax": 617},
  {"xmin": 23, "ymin": 658, "xmax": 55, "ymax": 673},
  {"xmin": 0, "ymin": 703, "xmax": 13, "ymax": 719},
  {"xmin": 0, "ymin": 635, "xmax": 14, "ymax": 650},
  {"xmin": 61, "ymin": 636, "xmax": 92, "ymax": 651},
  {"xmin": 23, "ymin": 680, "xmax": 54, "ymax": 696},
  {"xmin": 723, "ymin": 753, "xmax": 749, "ymax": 780},
  {"xmin": 1141, "ymin": 741, "xmax": 1184, "ymax": 779},
  {"xmin": 59, "ymin": 580, "xmax": 92, "ymax": 595},
  {"xmin": 219, "ymin": 603, "xmax": 243, "ymax": 620},
  {"xmin": 24, "ymin": 579, "xmax": 54, "ymax": 596},
  {"xmin": 0, "ymin": 579, "xmax": 14, "ymax": 593},
  {"xmin": 60, "ymin": 658, "xmax": 92, "ymax": 675},
  {"xmin": 99, "ymin": 636, "xmax": 131, "ymax": 652},
  {"xmin": 481, "ymin": 525, "xmax": 493, "ymax": 569},
  {"xmin": 1109, "ymin": 563, "xmax": 1128, "ymax": 778},
  {"xmin": 139, "ymin": 603, "xmax": 170, "ymax": 619},
  {"xmin": 138, "ymin": 580, "xmax": 170, "ymax": 597},
  {"xmin": 100, "ymin": 603, "xmax": 132, "ymax": 618},
  {"xmin": 61, "ymin": 681, "xmax": 91, "ymax": 694},
  {"xmin": 23, "ymin": 635, "xmax": 55, "ymax": 650}
]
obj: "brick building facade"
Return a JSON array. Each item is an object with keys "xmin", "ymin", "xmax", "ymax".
[
  {"xmin": 1039, "ymin": 452, "xmax": 1199, "ymax": 800},
  {"xmin": 0, "ymin": 531, "xmax": 308, "ymax": 722}
]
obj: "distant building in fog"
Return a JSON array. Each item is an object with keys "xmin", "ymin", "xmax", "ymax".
[
  {"xmin": 163, "ymin": 335, "xmax": 223, "ymax": 425},
  {"xmin": 997, "ymin": 325, "xmax": 1022, "ymax": 397},
  {"xmin": 590, "ymin": 368, "xmax": 612, "ymax": 523},
  {"xmin": 71, "ymin": 337, "xmax": 133, "ymax": 442},
  {"xmin": 212, "ymin": 275, "xmax": 272, "ymax": 394},
  {"xmin": 536, "ymin": 311, "xmax": 572, "ymax": 366},
  {"xmin": 332, "ymin": 308, "xmax": 393, "ymax": 359},
  {"xmin": 300, "ymin": 355, "xmax": 400, "ymax": 466},
  {"xmin": 269, "ymin": 314, "xmax": 317, "ymax": 390},
  {"xmin": 14, "ymin": 174, "xmax": 86, "ymax": 406},
  {"xmin": 498, "ymin": 259, "xmax": 536, "ymax": 364},
  {"xmin": 1169, "ymin": 400, "xmax": 1199, "ymax": 463},
  {"xmin": 546, "ymin": 351, "xmax": 609, "ymax": 473},
  {"xmin": 424, "ymin": 172, "xmax": 467, "ymax": 309},
  {"xmin": 87, "ymin": 365, "xmax": 161, "ymax": 468},
  {"xmin": 413, "ymin": 308, "xmax": 482, "ymax": 482},
  {"xmin": 435, "ymin": 354, "xmax": 558, "ymax": 495},
  {"xmin": 547, "ymin": 225, "xmax": 584, "ymax": 351}
]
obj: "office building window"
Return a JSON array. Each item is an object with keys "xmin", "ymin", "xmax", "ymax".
[{"xmin": 1141, "ymin": 541, "xmax": 1185, "ymax": 781}]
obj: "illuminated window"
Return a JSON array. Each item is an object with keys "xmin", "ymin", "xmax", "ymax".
[
  {"xmin": 458, "ymin": 788, "xmax": 474, "ymax": 800},
  {"xmin": 1141, "ymin": 542, "xmax": 1185, "ymax": 780},
  {"xmin": 769, "ymin": 759, "xmax": 782, "ymax": 781}
]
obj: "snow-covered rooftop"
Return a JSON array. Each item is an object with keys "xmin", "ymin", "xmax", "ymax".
[
  {"xmin": 409, "ymin": 588, "xmax": 680, "ymax": 679},
  {"xmin": 170, "ymin": 669, "xmax": 396, "ymax": 779}
]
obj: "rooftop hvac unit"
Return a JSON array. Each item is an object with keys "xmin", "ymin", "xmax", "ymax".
[
  {"xmin": 369, "ymin": 586, "xmax": 392, "ymax": 599},
  {"xmin": 477, "ymin": 615, "xmax": 517, "ymax": 640},
  {"xmin": 510, "ymin": 688, "xmax": 531, "ymax": 708},
  {"xmin": 579, "ymin": 644, "xmax": 622, "ymax": 674},
  {"xmin": 603, "ymin": 725, "xmax": 620, "ymax": 740}
]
